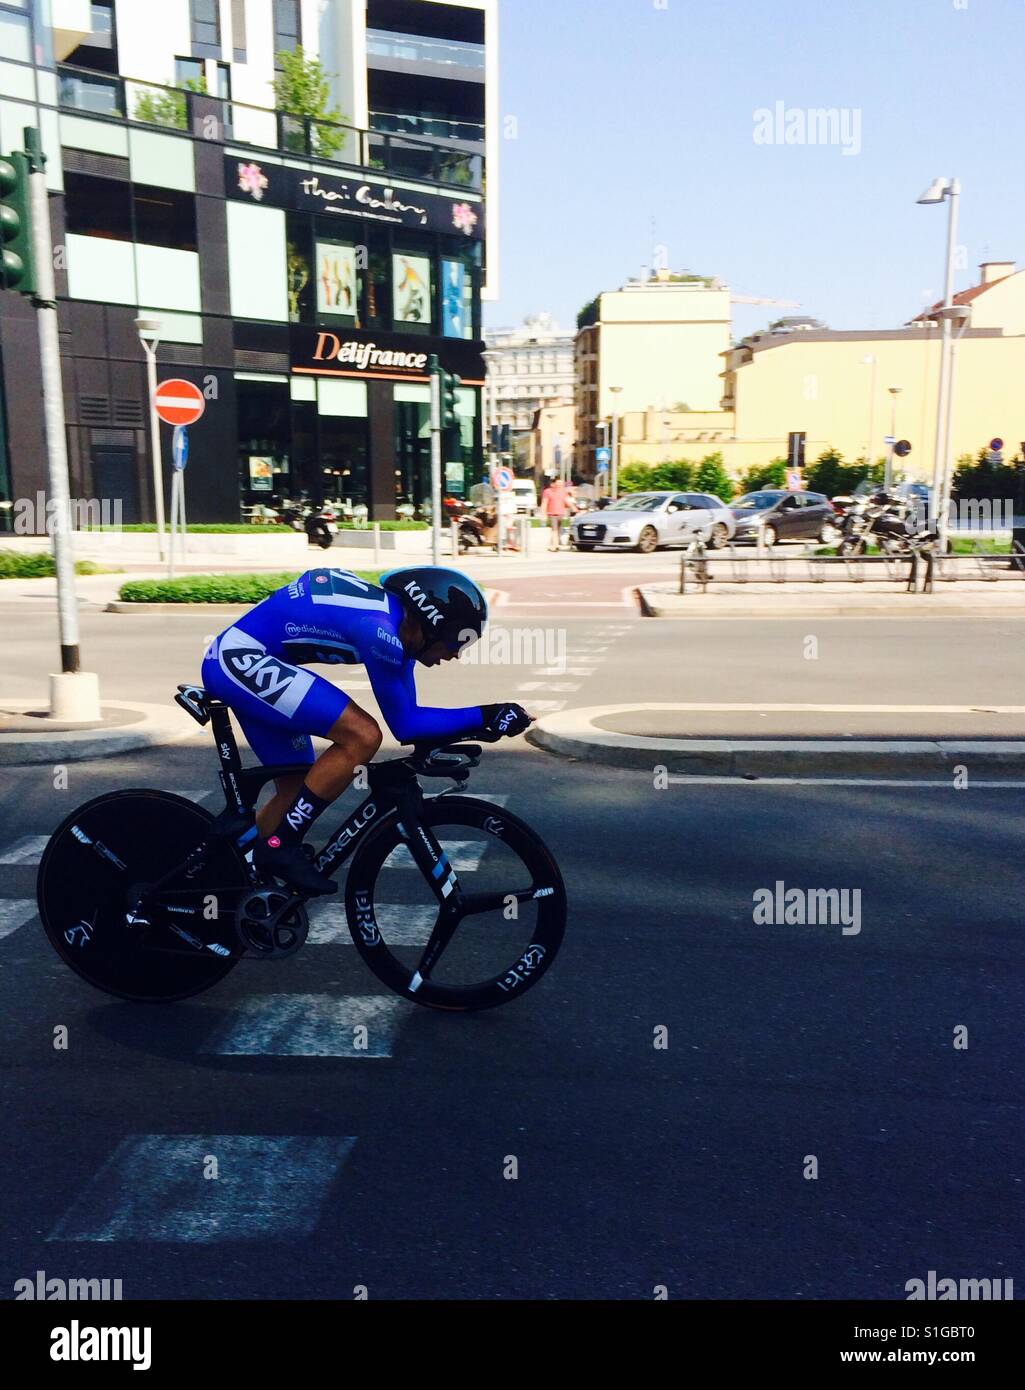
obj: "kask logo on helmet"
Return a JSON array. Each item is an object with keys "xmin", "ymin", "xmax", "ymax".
[{"xmin": 404, "ymin": 581, "xmax": 444, "ymax": 628}]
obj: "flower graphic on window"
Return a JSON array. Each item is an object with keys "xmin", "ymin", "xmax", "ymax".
[
  {"xmin": 452, "ymin": 202, "xmax": 478, "ymax": 236},
  {"xmin": 238, "ymin": 162, "xmax": 269, "ymax": 202}
]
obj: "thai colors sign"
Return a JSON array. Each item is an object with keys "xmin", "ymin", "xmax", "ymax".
[{"xmin": 229, "ymin": 157, "xmax": 483, "ymax": 240}]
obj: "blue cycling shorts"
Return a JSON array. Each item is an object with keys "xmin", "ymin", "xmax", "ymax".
[{"xmin": 201, "ymin": 625, "xmax": 351, "ymax": 766}]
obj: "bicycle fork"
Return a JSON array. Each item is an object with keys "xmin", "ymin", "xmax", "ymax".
[{"xmin": 395, "ymin": 796, "xmax": 463, "ymax": 994}]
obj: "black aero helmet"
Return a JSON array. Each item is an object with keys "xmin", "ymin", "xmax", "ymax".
[{"xmin": 382, "ymin": 567, "xmax": 488, "ymax": 649}]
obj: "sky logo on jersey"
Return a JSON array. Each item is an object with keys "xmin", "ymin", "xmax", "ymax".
[
  {"xmin": 404, "ymin": 581, "xmax": 443, "ymax": 628},
  {"xmin": 218, "ymin": 628, "xmax": 316, "ymax": 717}
]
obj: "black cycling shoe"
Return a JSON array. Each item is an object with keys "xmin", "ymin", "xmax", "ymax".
[{"xmin": 253, "ymin": 838, "xmax": 337, "ymax": 898}]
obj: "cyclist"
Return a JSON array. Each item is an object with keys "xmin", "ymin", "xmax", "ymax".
[{"xmin": 200, "ymin": 567, "xmax": 532, "ymax": 898}]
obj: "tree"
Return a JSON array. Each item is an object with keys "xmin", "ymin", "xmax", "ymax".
[
  {"xmin": 272, "ymin": 47, "xmax": 347, "ymax": 159},
  {"xmin": 738, "ymin": 459, "xmax": 787, "ymax": 493},
  {"xmin": 133, "ymin": 74, "xmax": 207, "ymax": 131},
  {"xmin": 694, "ymin": 452, "xmax": 734, "ymax": 500},
  {"xmin": 619, "ymin": 461, "xmax": 694, "ymax": 493}
]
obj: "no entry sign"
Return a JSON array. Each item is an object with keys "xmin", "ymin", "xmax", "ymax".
[{"xmin": 154, "ymin": 378, "xmax": 205, "ymax": 428}]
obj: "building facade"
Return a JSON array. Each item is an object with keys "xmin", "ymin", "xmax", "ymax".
[
  {"xmin": 483, "ymin": 311, "xmax": 574, "ymax": 437},
  {"xmin": 574, "ymin": 270, "xmax": 732, "ymax": 478},
  {"xmin": 0, "ymin": 0, "xmax": 498, "ymax": 529}
]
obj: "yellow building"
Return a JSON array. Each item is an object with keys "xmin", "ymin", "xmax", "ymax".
[
  {"xmin": 575, "ymin": 270, "xmax": 732, "ymax": 463},
  {"xmin": 722, "ymin": 262, "xmax": 1025, "ymax": 480}
]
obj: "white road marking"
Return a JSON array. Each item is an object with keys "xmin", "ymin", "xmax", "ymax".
[
  {"xmin": 533, "ymin": 667, "xmax": 595, "ymax": 677},
  {"xmin": 202, "ymin": 994, "xmax": 407, "ymax": 1057},
  {"xmin": 48, "ymin": 1134, "xmax": 356, "ymax": 1243},
  {"xmin": 459, "ymin": 793, "xmax": 510, "ymax": 807},
  {"xmin": 168, "ymin": 789, "xmax": 213, "ymax": 804},
  {"xmin": 0, "ymin": 900, "xmax": 36, "ymax": 939},
  {"xmin": 309, "ymin": 903, "xmax": 438, "ymax": 946},
  {"xmin": 517, "ymin": 682, "xmax": 580, "ymax": 693},
  {"xmin": 526, "ymin": 701, "xmax": 567, "ymax": 713},
  {"xmin": 640, "ymin": 702, "xmax": 1025, "ymax": 715},
  {"xmin": 0, "ymin": 836, "xmax": 49, "ymax": 866},
  {"xmin": 666, "ymin": 776, "xmax": 1025, "ymax": 788},
  {"xmin": 386, "ymin": 841, "xmax": 485, "ymax": 871}
]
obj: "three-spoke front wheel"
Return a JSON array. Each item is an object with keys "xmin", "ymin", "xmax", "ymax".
[{"xmin": 345, "ymin": 796, "xmax": 567, "ymax": 1012}]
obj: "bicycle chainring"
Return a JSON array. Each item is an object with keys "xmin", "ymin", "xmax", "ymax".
[{"xmin": 235, "ymin": 888, "xmax": 310, "ymax": 960}]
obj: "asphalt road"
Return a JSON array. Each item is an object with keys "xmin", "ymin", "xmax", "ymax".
[
  {"xmin": 1, "ymin": 739, "xmax": 1023, "ymax": 1299},
  {"xmin": 2, "ymin": 602, "xmax": 1024, "ymax": 1299}
]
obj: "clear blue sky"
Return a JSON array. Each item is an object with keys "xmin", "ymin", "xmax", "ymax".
[{"xmin": 487, "ymin": 0, "xmax": 1025, "ymax": 341}]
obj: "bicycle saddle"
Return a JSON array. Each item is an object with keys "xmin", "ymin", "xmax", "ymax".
[{"xmin": 175, "ymin": 685, "xmax": 211, "ymax": 725}]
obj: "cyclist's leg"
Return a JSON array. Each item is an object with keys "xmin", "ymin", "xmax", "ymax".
[{"xmin": 257, "ymin": 702, "xmax": 381, "ymax": 838}]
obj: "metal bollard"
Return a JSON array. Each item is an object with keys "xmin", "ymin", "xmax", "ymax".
[
  {"xmin": 451, "ymin": 520, "xmax": 460, "ymax": 559},
  {"xmin": 372, "ymin": 522, "xmax": 381, "ymax": 566}
]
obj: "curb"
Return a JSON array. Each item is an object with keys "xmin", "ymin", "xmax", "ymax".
[
  {"xmin": 636, "ymin": 586, "xmax": 1025, "ymax": 620},
  {"xmin": 0, "ymin": 701, "xmax": 201, "ymax": 766},
  {"xmin": 527, "ymin": 704, "xmax": 1025, "ymax": 776},
  {"xmin": 105, "ymin": 602, "xmax": 251, "ymax": 614}
]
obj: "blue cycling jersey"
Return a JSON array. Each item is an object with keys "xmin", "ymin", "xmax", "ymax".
[{"xmin": 201, "ymin": 568, "xmax": 484, "ymax": 765}]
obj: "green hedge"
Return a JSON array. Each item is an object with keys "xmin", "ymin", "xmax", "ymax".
[
  {"xmin": 117, "ymin": 570, "xmax": 384, "ymax": 604},
  {"xmin": 0, "ymin": 551, "xmax": 115, "ymax": 578},
  {"xmin": 98, "ymin": 524, "xmax": 297, "ymax": 534},
  {"xmin": 340, "ymin": 520, "xmax": 429, "ymax": 532}
]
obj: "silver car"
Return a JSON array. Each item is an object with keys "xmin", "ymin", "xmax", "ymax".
[{"xmin": 571, "ymin": 491, "xmax": 736, "ymax": 553}]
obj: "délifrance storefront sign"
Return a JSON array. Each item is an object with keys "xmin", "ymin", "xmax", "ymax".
[
  {"xmin": 228, "ymin": 156, "xmax": 483, "ymax": 240},
  {"xmin": 291, "ymin": 325, "xmax": 485, "ymax": 385}
]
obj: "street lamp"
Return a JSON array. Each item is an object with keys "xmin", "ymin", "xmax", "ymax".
[
  {"xmin": 917, "ymin": 176, "xmax": 961, "ymax": 529},
  {"xmin": 939, "ymin": 302, "xmax": 971, "ymax": 547},
  {"xmin": 860, "ymin": 355, "xmax": 878, "ymax": 475},
  {"xmin": 610, "ymin": 385, "xmax": 624, "ymax": 499},
  {"xmin": 135, "ymin": 315, "xmax": 166, "ymax": 561},
  {"xmin": 886, "ymin": 386, "xmax": 903, "ymax": 489}
]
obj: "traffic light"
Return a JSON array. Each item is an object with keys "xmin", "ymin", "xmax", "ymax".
[
  {"xmin": 0, "ymin": 151, "xmax": 35, "ymax": 295},
  {"xmin": 442, "ymin": 369, "xmax": 461, "ymax": 430}
]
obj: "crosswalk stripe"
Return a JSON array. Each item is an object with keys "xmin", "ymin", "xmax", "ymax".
[
  {"xmin": 0, "ymin": 836, "xmax": 49, "ymax": 866},
  {"xmin": 309, "ymin": 903, "xmax": 438, "ymax": 946},
  {"xmin": 523, "ymin": 701, "xmax": 566, "ymax": 713},
  {"xmin": 0, "ymin": 900, "xmax": 36, "ymax": 940},
  {"xmin": 533, "ymin": 667, "xmax": 595, "ymax": 677},
  {"xmin": 460, "ymin": 793, "xmax": 510, "ymax": 808},
  {"xmin": 386, "ymin": 841, "xmax": 484, "ymax": 871},
  {"xmin": 168, "ymin": 789, "xmax": 213, "ymax": 805},
  {"xmin": 517, "ymin": 682, "xmax": 580, "ymax": 693},
  {"xmin": 201, "ymin": 994, "xmax": 407, "ymax": 1057},
  {"xmin": 48, "ymin": 1134, "xmax": 357, "ymax": 1243}
]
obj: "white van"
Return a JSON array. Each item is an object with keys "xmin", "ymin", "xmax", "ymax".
[{"xmin": 510, "ymin": 480, "xmax": 539, "ymax": 515}]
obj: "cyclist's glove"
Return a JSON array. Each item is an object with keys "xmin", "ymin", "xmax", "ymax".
[{"xmin": 481, "ymin": 702, "xmax": 533, "ymax": 739}]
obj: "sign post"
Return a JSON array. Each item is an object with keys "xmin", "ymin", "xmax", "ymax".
[
  {"xmin": 492, "ymin": 465, "xmax": 513, "ymax": 558},
  {"xmin": 596, "ymin": 446, "xmax": 611, "ymax": 495},
  {"xmin": 154, "ymin": 380, "xmax": 203, "ymax": 580},
  {"xmin": 168, "ymin": 426, "xmax": 190, "ymax": 581},
  {"xmin": 428, "ymin": 356, "xmax": 442, "ymax": 566}
]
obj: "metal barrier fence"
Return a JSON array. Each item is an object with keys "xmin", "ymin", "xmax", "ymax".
[{"xmin": 678, "ymin": 539, "xmax": 1025, "ymax": 595}]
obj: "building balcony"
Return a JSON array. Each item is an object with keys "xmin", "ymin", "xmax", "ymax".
[
  {"xmin": 56, "ymin": 65, "xmax": 485, "ymax": 193},
  {"xmin": 366, "ymin": 30, "xmax": 485, "ymax": 83}
]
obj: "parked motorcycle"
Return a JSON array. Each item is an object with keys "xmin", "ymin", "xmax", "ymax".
[
  {"xmin": 837, "ymin": 489, "xmax": 929, "ymax": 556},
  {"xmin": 303, "ymin": 502, "xmax": 339, "ymax": 550}
]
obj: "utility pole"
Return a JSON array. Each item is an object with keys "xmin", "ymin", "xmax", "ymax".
[
  {"xmin": 22, "ymin": 127, "xmax": 100, "ymax": 720},
  {"xmin": 429, "ymin": 355, "xmax": 442, "ymax": 566}
]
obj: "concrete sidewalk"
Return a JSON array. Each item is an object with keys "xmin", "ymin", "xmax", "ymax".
[
  {"xmin": 637, "ymin": 580, "xmax": 1025, "ymax": 619},
  {"xmin": 529, "ymin": 702, "xmax": 1025, "ymax": 777}
]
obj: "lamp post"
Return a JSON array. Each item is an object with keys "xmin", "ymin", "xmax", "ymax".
[
  {"xmin": 136, "ymin": 315, "xmax": 166, "ymax": 561},
  {"xmin": 886, "ymin": 386, "xmax": 902, "ymax": 489},
  {"xmin": 917, "ymin": 176, "xmax": 961, "ymax": 530},
  {"xmin": 861, "ymin": 354, "xmax": 877, "ymax": 475},
  {"xmin": 610, "ymin": 385, "xmax": 623, "ymax": 500},
  {"xmin": 939, "ymin": 303, "xmax": 971, "ymax": 548}
]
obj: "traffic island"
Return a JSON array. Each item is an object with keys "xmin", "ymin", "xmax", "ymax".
[
  {"xmin": 528, "ymin": 703, "xmax": 1025, "ymax": 777},
  {"xmin": 0, "ymin": 701, "xmax": 201, "ymax": 766}
]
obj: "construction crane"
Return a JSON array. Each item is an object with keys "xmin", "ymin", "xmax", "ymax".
[{"xmin": 731, "ymin": 294, "xmax": 802, "ymax": 308}]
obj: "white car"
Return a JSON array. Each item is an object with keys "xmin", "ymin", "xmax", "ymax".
[
  {"xmin": 571, "ymin": 491, "xmax": 736, "ymax": 553},
  {"xmin": 510, "ymin": 480, "xmax": 538, "ymax": 515}
]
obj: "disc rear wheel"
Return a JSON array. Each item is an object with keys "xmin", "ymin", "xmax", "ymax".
[{"xmin": 37, "ymin": 791, "xmax": 246, "ymax": 1001}]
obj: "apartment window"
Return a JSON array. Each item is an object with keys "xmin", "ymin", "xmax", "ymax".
[
  {"xmin": 215, "ymin": 62, "xmax": 231, "ymax": 98},
  {"xmin": 273, "ymin": 0, "xmax": 301, "ymax": 63},
  {"xmin": 231, "ymin": 0, "xmax": 247, "ymax": 61},
  {"xmin": 0, "ymin": 7, "xmax": 32, "ymax": 63},
  {"xmin": 190, "ymin": 0, "xmax": 221, "ymax": 56},
  {"xmin": 63, "ymin": 172, "xmax": 132, "ymax": 241},
  {"xmin": 134, "ymin": 185, "xmax": 197, "ymax": 252},
  {"xmin": 175, "ymin": 57, "xmax": 205, "ymax": 88}
]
